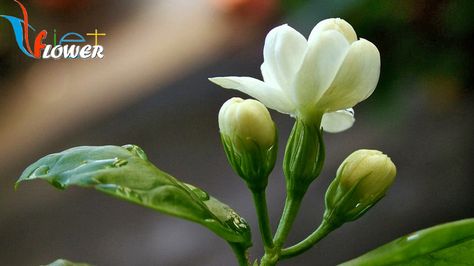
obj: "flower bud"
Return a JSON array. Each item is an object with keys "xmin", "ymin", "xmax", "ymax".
[
  {"xmin": 283, "ymin": 118, "xmax": 325, "ymax": 197},
  {"xmin": 219, "ymin": 97, "xmax": 277, "ymax": 190},
  {"xmin": 324, "ymin": 149, "xmax": 396, "ymax": 225}
]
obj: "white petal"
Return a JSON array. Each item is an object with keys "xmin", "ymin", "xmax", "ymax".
[
  {"xmin": 321, "ymin": 108, "xmax": 355, "ymax": 133},
  {"xmin": 317, "ymin": 39, "xmax": 381, "ymax": 112},
  {"xmin": 262, "ymin": 24, "xmax": 307, "ymax": 95},
  {"xmin": 209, "ymin": 76, "xmax": 295, "ymax": 114},
  {"xmin": 309, "ymin": 18, "xmax": 357, "ymax": 44},
  {"xmin": 292, "ymin": 30, "xmax": 350, "ymax": 113},
  {"xmin": 260, "ymin": 62, "xmax": 280, "ymax": 90}
]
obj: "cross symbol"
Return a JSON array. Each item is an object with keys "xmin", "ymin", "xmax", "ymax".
[{"xmin": 86, "ymin": 29, "xmax": 107, "ymax": 46}]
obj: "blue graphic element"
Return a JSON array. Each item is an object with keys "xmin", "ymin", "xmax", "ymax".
[
  {"xmin": 59, "ymin": 32, "xmax": 86, "ymax": 45},
  {"xmin": 0, "ymin": 15, "xmax": 36, "ymax": 58}
]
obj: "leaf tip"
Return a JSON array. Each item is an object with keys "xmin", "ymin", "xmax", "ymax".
[{"xmin": 14, "ymin": 180, "xmax": 22, "ymax": 191}]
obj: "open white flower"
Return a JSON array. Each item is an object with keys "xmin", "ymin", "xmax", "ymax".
[{"xmin": 210, "ymin": 18, "xmax": 380, "ymax": 133}]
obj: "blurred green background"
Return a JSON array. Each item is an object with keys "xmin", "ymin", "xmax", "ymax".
[{"xmin": 0, "ymin": 0, "xmax": 473, "ymax": 265}]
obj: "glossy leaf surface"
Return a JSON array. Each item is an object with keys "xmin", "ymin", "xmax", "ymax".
[
  {"xmin": 340, "ymin": 218, "xmax": 474, "ymax": 266},
  {"xmin": 17, "ymin": 145, "xmax": 251, "ymax": 247}
]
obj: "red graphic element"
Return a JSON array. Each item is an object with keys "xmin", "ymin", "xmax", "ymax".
[
  {"xmin": 14, "ymin": 0, "xmax": 34, "ymax": 55},
  {"xmin": 34, "ymin": 30, "xmax": 47, "ymax": 58}
]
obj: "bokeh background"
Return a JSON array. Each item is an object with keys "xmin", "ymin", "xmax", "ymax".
[{"xmin": 1, "ymin": 0, "xmax": 473, "ymax": 265}]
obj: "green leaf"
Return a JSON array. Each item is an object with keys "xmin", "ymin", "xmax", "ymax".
[
  {"xmin": 340, "ymin": 218, "xmax": 474, "ymax": 266},
  {"xmin": 41, "ymin": 259, "xmax": 91, "ymax": 266},
  {"xmin": 17, "ymin": 145, "xmax": 251, "ymax": 248}
]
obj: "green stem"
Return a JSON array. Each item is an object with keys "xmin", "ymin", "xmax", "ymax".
[
  {"xmin": 273, "ymin": 194, "xmax": 303, "ymax": 248},
  {"xmin": 280, "ymin": 220, "xmax": 337, "ymax": 260},
  {"xmin": 252, "ymin": 189, "xmax": 274, "ymax": 250},
  {"xmin": 259, "ymin": 194, "xmax": 303, "ymax": 266},
  {"xmin": 229, "ymin": 242, "xmax": 250, "ymax": 266}
]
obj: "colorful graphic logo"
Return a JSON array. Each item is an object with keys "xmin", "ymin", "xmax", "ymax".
[{"xmin": 1, "ymin": 0, "xmax": 106, "ymax": 59}]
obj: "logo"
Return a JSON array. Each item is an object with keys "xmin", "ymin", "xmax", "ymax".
[{"xmin": 1, "ymin": 0, "xmax": 106, "ymax": 59}]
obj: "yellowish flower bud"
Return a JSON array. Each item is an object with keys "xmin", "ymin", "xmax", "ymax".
[
  {"xmin": 219, "ymin": 98, "xmax": 277, "ymax": 190},
  {"xmin": 219, "ymin": 97, "xmax": 276, "ymax": 150},
  {"xmin": 324, "ymin": 149, "xmax": 396, "ymax": 225},
  {"xmin": 338, "ymin": 149, "xmax": 396, "ymax": 200}
]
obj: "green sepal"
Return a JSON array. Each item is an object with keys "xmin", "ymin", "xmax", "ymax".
[
  {"xmin": 283, "ymin": 118, "xmax": 325, "ymax": 196},
  {"xmin": 220, "ymin": 131, "xmax": 277, "ymax": 191},
  {"xmin": 41, "ymin": 259, "xmax": 91, "ymax": 266},
  {"xmin": 16, "ymin": 145, "xmax": 252, "ymax": 248},
  {"xmin": 340, "ymin": 218, "xmax": 474, "ymax": 266}
]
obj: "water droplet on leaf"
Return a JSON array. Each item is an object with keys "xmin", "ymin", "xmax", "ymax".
[
  {"xmin": 122, "ymin": 144, "xmax": 148, "ymax": 160},
  {"xmin": 112, "ymin": 158, "xmax": 128, "ymax": 167}
]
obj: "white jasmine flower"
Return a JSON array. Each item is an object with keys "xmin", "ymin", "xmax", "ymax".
[{"xmin": 210, "ymin": 18, "xmax": 380, "ymax": 133}]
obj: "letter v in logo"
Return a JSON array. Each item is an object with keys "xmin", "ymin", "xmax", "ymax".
[{"xmin": 0, "ymin": 0, "xmax": 47, "ymax": 58}]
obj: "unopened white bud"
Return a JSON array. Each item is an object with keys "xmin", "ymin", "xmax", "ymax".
[
  {"xmin": 219, "ymin": 97, "xmax": 276, "ymax": 151},
  {"xmin": 325, "ymin": 149, "xmax": 396, "ymax": 224},
  {"xmin": 338, "ymin": 149, "xmax": 396, "ymax": 200},
  {"xmin": 219, "ymin": 98, "xmax": 277, "ymax": 190}
]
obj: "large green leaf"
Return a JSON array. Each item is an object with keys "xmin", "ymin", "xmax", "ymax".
[
  {"xmin": 17, "ymin": 145, "xmax": 251, "ymax": 248},
  {"xmin": 42, "ymin": 259, "xmax": 91, "ymax": 266},
  {"xmin": 340, "ymin": 218, "xmax": 474, "ymax": 266}
]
